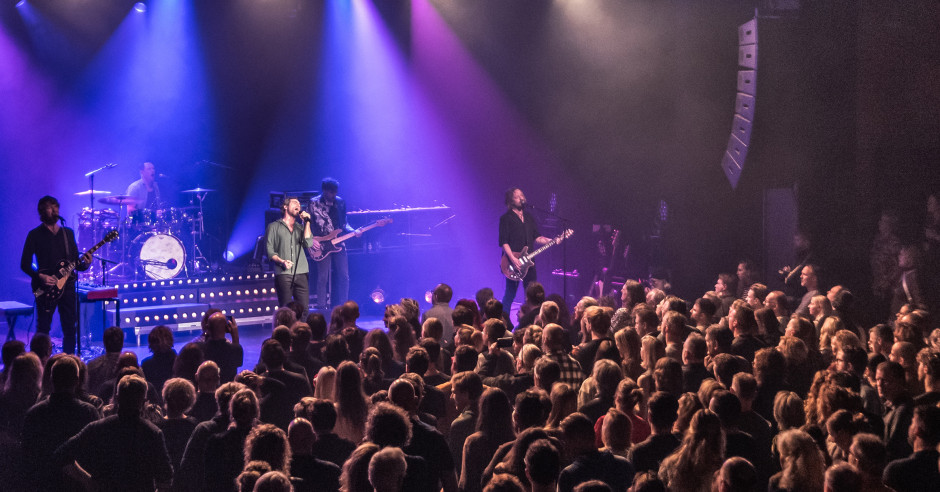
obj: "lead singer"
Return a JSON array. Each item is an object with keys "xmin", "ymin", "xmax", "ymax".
[
  {"xmin": 266, "ymin": 197, "xmax": 316, "ymax": 313},
  {"xmin": 500, "ymin": 187, "xmax": 550, "ymax": 310}
]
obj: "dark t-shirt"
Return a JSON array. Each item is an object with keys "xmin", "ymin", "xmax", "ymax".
[
  {"xmin": 498, "ymin": 210, "xmax": 539, "ymax": 252},
  {"xmin": 883, "ymin": 449, "xmax": 940, "ymax": 492},
  {"xmin": 730, "ymin": 334, "xmax": 766, "ymax": 363},
  {"xmin": 629, "ymin": 433, "xmax": 681, "ymax": 474},
  {"xmin": 290, "ymin": 455, "xmax": 341, "ymax": 492},
  {"xmin": 405, "ymin": 417, "xmax": 455, "ymax": 491},
  {"xmin": 141, "ymin": 350, "xmax": 176, "ymax": 394},
  {"xmin": 189, "ymin": 392, "xmax": 219, "ymax": 423},
  {"xmin": 204, "ymin": 426, "xmax": 251, "ymax": 492},
  {"xmin": 22, "ymin": 393, "xmax": 100, "ymax": 488},
  {"xmin": 558, "ymin": 450, "xmax": 635, "ymax": 492},
  {"xmin": 53, "ymin": 414, "xmax": 173, "ymax": 492},
  {"xmin": 310, "ymin": 432, "xmax": 357, "ymax": 468},
  {"xmin": 156, "ymin": 416, "xmax": 198, "ymax": 471},
  {"xmin": 201, "ymin": 339, "xmax": 244, "ymax": 383}
]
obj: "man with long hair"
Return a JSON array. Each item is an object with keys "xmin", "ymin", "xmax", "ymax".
[{"xmin": 499, "ymin": 188, "xmax": 551, "ymax": 310}]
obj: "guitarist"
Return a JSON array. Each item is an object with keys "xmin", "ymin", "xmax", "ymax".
[
  {"xmin": 309, "ymin": 178, "xmax": 360, "ymax": 310},
  {"xmin": 20, "ymin": 196, "xmax": 92, "ymax": 354},
  {"xmin": 499, "ymin": 188, "xmax": 551, "ymax": 310}
]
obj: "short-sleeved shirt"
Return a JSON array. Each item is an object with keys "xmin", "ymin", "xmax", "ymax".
[
  {"xmin": 309, "ymin": 194, "xmax": 352, "ymax": 236},
  {"xmin": 126, "ymin": 179, "xmax": 161, "ymax": 209},
  {"xmin": 498, "ymin": 209, "xmax": 539, "ymax": 251}
]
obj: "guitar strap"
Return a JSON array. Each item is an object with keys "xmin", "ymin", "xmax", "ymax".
[{"xmin": 61, "ymin": 227, "xmax": 73, "ymax": 280}]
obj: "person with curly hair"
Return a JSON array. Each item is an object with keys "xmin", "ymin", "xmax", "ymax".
[{"xmin": 768, "ymin": 429, "xmax": 825, "ymax": 492}]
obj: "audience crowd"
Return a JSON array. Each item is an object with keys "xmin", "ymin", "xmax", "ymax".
[{"xmin": 1, "ymin": 218, "xmax": 940, "ymax": 491}]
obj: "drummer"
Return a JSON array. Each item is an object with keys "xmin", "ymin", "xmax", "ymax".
[{"xmin": 125, "ymin": 161, "xmax": 161, "ymax": 212}]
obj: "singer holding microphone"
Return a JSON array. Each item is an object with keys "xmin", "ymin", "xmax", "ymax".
[
  {"xmin": 125, "ymin": 161, "xmax": 161, "ymax": 212},
  {"xmin": 499, "ymin": 187, "xmax": 551, "ymax": 309},
  {"xmin": 21, "ymin": 196, "xmax": 92, "ymax": 354},
  {"xmin": 266, "ymin": 197, "xmax": 316, "ymax": 313}
]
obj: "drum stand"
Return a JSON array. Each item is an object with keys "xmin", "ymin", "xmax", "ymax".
[
  {"xmin": 189, "ymin": 191, "xmax": 210, "ymax": 276},
  {"xmin": 82, "ymin": 163, "xmax": 111, "ymax": 284},
  {"xmin": 108, "ymin": 202, "xmax": 136, "ymax": 279}
]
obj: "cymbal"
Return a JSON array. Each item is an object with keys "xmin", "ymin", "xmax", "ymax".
[
  {"xmin": 75, "ymin": 190, "xmax": 111, "ymax": 196},
  {"xmin": 99, "ymin": 195, "xmax": 137, "ymax": 205},
  {"xmin": 181, "ymin": 187, "xmax": 216, "ymax": 193}
]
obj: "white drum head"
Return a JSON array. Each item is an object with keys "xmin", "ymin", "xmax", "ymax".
[{"xmin": 137, "ymin": 233, "xmax": 185, "ymax": 279}]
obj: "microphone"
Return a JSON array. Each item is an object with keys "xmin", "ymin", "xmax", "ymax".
[
  {"xmin": 140, "ymin": 258, "xmax": 178, "ymax": 269},
  {"xmin": 158, "ymin": 173, "xmax": 169, "ymax": 179}
]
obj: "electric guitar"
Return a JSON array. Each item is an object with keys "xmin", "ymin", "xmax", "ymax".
[
  {"xmin": 309, "ymin": 219, "xmax": 392, "ymax": 261},
  {"xmin": 500, "ymin": 229, "xmax": 574, "ymax": 281},
  {"xmin": 32, "ymin": 229, "xmax": 119, "ymax": 312}
]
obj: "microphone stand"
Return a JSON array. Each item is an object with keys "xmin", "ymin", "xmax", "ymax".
[
  {"xmin": 525, "ymin": 203, "xmax": 572, "ymax": 306},
  {"xmin": 83, "ymin": 163, "xmax": 117, "ymax": 283}
]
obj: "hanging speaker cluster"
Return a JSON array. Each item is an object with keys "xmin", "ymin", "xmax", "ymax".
[{"xmin": 722, "ymin": 17, "xmax": 758, "ymax": 189}]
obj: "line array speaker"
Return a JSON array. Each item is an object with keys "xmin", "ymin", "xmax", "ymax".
[{"xmin": 722, "ymin": 17, "xmax": 758, "ymax": 189}]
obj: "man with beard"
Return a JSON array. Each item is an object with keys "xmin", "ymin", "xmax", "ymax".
[
  {"xmin": 266, "ymin": 197, "xmax": 315, "ymax": 313},
  {"xmin": 499, "ymin": 188, "xmax": 551, "ymax": 309},
  {"xmin": 21, "ymin": 196, "xmax": 91, "ymax": 354}
]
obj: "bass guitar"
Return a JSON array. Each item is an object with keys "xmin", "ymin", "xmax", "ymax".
[
  {"xmin": 309, "ymin": 219, "xmax": 392, "ymax": 262},
  {"xmin": 500, "ymin": 229, "xmax": 573, "ymax": 281},
  {"xmin": 32, "ymin": 229, "xmax": 119, "ymax": 312}
]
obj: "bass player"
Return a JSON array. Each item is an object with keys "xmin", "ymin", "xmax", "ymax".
[
  {"xmin": 20, "ymin": 196, "xmax": 92, "ymax": 354},
  {"xmin": 500, "ymin": 188, "xmax": 551, "ymax": 309},
  {"xmin": 309, "ymin": 177, "xmax": 360, "ymax": 310}
]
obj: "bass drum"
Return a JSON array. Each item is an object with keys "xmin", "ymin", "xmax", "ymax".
[{"xmin": 132, "ymin": 233, "xmax": 186, "ymax": 280}]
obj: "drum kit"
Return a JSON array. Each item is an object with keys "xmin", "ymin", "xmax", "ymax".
[{"xmin": 76, "ymin": 187, "xmax": 216, "ymax": 282}]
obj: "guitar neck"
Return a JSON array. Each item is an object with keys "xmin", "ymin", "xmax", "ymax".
[
  {"xmin": 526, "ymin": 238, "xmax": 559, "ymax": 260},
  {"xmin": 332, "ymin": 222, "xmax": 382, "ymax": 245},
  {"xmin": 86, "ymin": 239, "xmax": 109, "ymax": 256},
  {"xmin": 61, "ymin": 236, "xmax": 113, "ymax": 276}
]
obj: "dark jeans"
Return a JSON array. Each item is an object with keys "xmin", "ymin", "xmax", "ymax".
[
  {"xmin": 501, "ymin": 267, "xmax": 537, "ymax": 310},
  {"xmin": 37, "ymin": 280, "xmax": 78, "ymax": 354},
  {"xmin": 274, "ymin": 272, "xmax": 309, "ymax": 314},
  {"xmin": 316, "ymin": 249, "xmax": 349, "ymax": 309}
]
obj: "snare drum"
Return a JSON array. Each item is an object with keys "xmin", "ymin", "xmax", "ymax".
[{"xmin": 132, "ymin": 232, "xmax": 186, "ymax": 279}]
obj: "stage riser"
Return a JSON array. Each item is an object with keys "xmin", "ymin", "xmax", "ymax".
[{"xmin": 80, "ymin": 273, "xmax": 288, "ymax": 345}]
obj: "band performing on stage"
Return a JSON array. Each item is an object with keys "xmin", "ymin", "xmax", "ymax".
[{"xmin": 19, "ymin": 168, "xmax": 485, "ymax": 323}]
